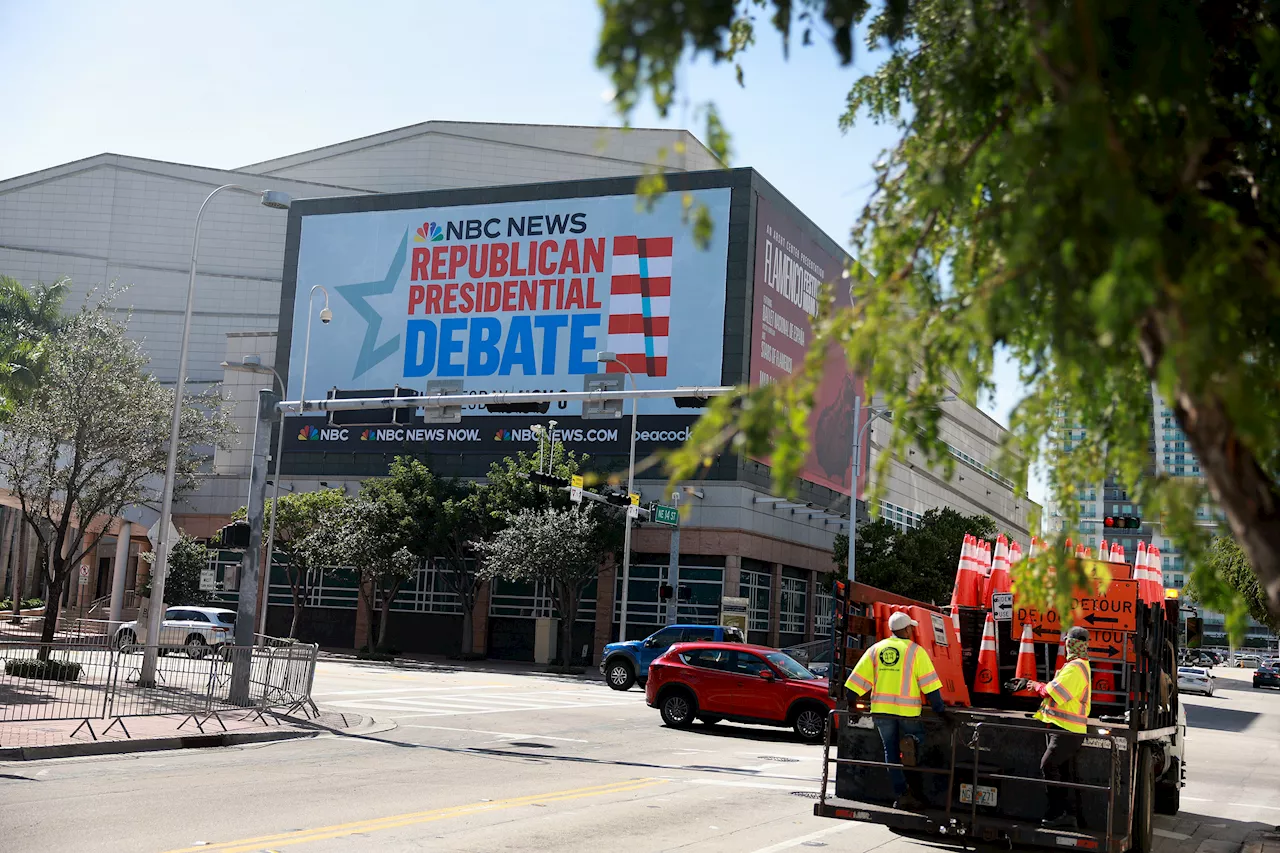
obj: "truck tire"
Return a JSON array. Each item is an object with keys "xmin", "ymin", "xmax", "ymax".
[
  {"xmin": 604, "ymin": 657, "xmax": 635, "ymax": 691},
  {"xmin": 1130, "ymin": 748, "xmax": 1156, "ymax": 853}
]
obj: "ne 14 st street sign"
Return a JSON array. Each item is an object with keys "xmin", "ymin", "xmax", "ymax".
[
  {"xmin": 1012, "ymin": 579, "xmax": 1140, "ymax": 638},
  {"xmin": 653, "ymin": 504, "xmax": 679, "ymax": 527}
]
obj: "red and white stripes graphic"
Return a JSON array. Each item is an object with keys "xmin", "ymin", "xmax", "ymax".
[{"xmin": 606, "ymin": 235, "xmax": 673, "ymax": 376}]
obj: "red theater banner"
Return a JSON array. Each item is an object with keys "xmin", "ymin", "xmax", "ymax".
[{"xmin": 749, "ymin": 199, "xmax": 866, "ymax": 497}]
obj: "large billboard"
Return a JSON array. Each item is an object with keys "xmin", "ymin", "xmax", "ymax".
[
  {"xmin": 286, "ymin": 189, "xmax": 732, "ymax": 417},
  {"xmin": 749, "ymin": 197, "xmax": 866, "ymax": 496}
]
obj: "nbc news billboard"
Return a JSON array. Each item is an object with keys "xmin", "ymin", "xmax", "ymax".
[{"xmin": 279, "ymin": 183, "xmax": 732, "ymax": 456}]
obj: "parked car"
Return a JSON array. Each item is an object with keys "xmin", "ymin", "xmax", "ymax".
[
  {"xmin": 1254, "ymin": 661, "xmax": 1280, "ymax": 689},
  {"xmin": 113, "ymin": 607, "xmax": 237, "ymax": 657},
  {"xmin": 1181, "ymin": 651, "xmax": 1216, "ymax": 668},
  {"xmin": 1236, "ymin": 654, "xmax": 1262, "ymax": 669},
  {"xmin": 1177, "ymin": 666, "xmax": 1215, "ymax": 696},
  {"xmin": 644, "ymin": 642, "xmax": 835, "ymax": 742},
  {"xmin": 805, "ymin": 646, "xmax": 833, "ymax": 679},
  {"xmin": 601, "ymin": 624, "xmax": 745, "ymax": 691}
]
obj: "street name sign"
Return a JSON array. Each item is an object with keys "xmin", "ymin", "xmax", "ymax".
[{"xmin": 654, "ymin": 504, "xmax": 678, "ymax": 526}]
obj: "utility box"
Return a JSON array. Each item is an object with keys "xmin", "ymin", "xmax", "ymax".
[{"xmin": 534, "ymin": 617, "xmax": 560, "ymax": 664}]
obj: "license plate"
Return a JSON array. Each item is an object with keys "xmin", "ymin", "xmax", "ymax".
[{"xmin": 960, "ymin": 783, "xmax": 998, "ymax": 806}]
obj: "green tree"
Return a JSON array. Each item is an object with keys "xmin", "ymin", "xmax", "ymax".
[
  {"xmin": 599, "ymin": 0, "xmax": 1280, "ymax": 628},
  {"xmin": 476, "ymin": 506, "xmax": 613, "ymax": 668},
  {"xmin": 239, "ymin": 488, "xmax": 347, "ymax": 638},
  {"xmin": 140, "ymin": 535, "xmax": 214, "ymax": 608},
  {"xmin": 1187, "ymin": 537, "xmax": 1280, "ymax": 639},
  {"xmin": 313, "ymin": 493, "xmax": 416, "ymax": 651},
  {"xmin": 0, "ymin": 289, "xmax": 231, "ymax": 650},
  {"xmin": 834, "ymin": 509, "xmax": 998, "ymax": 603},
  {"xmin": 0, "ymin": 275, "xmax": 68, "ymax": 416}
]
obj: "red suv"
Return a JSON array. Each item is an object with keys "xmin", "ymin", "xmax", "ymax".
[{"xmin": 645, "ymin": 642, "xmax": 835, "ymax": 742}]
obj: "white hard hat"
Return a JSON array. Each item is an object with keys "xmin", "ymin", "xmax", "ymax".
[{"xmin": 888, "ymin": 611, "xmax": 918, "ymax": 631}]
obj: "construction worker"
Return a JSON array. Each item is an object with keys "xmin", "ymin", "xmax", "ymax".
[
  {"xmin": 845, "ymin": 610, "xmax": 949, "ymax": 811},
  {"xmin": 1006, "ymin": 625, "xmax": 1092, "ymax": 830}
]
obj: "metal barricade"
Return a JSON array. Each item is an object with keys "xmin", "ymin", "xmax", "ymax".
[{"xmin": 1, "ymin": 635, "xmax": 322, "ymax": 742}]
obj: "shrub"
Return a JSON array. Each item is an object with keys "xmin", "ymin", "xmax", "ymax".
[{"xmin": 4, "ymin": 658, "xmax": 83, "ymax": 681}]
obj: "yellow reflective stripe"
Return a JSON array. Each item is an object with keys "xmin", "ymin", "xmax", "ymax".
[
  {"xmin": 871, "ymin": 693, "xmax": 923, "ymax": 707},
  {"xmin": 918, "ymin": 671, "xmax": 941, "ymax": 691},
  {"xmin": 1041, "ymin": 706, "xmax": 1087, "ymax": 724},
  {"xmin": 1049, "ymin": 681, "xmax": 1074, "ymax": 704},
  {"xmin": 900, "ymin": 644, "xmax": 918, "ymax": 696},
  {"xmin": 846, "ymin": 672, "xmax": 873, "ymax": 692}
]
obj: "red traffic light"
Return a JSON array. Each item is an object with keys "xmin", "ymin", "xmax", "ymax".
[
  {"xmin": 1104, "ymin": 516, "xmax": 1116, "ymax": 528},
  {"xmin": 659, "ymin": 584, "xmax": 674, "ymax": 601}
]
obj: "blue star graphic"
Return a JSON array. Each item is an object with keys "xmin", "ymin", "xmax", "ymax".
[{"xmin": 336, "ymin": 229, "xmax": 408, "ymax": 380}]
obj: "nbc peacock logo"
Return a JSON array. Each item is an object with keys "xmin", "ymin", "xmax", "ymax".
[
  {"xmin": 298, "ymin": 425, "xmax": 320, "ymax": 441},
  {"xmin": 494, "ymin": 429, "xmax": 511, "ymax": 441},
  {"xmin": 360, "ymin": 429, "xmax": 371, "ymax": 441},
  {"xmin": 413, "ymin": 222, "xmax": 444, "ymax": 243}
]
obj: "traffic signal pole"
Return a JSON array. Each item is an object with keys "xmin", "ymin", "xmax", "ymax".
[{"xmin": 665, "ymin": 490, "xmax": 681, "ymax": 626}]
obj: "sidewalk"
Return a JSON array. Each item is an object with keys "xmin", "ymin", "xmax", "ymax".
[
  {"xmin": 0, "ymin": 706, "xmax": 380, "ymax": 760},
  {"xmin": 317, "ymin": 647, "xmax": 606, "ymax": 681},
  {"xmin": 1156, "ymin": 814, "xmax": 1280, "ymax": 853}
]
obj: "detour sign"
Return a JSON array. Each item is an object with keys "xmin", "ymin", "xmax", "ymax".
[{"xmin": 1013, "ymin": 579, "xmax": 1139, "ymax": 637}]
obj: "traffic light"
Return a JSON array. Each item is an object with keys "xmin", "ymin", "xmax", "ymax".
[
  {"xmin": 1104, "ymin": 515, "xmax": 1142, "ymax": 529},
  {"xmin": 327, "ymin": 386, "xmax": 419, "ymax": 426},
  {"xmin": 486, "ymin": 401, "xmax": 550, "ymax": 414},
  {"xmin": 659, "ymin": 584, "xmax": 674, "ymax": 602},
  {"xmin": 527, "ymin": 472, "xmax": 570, "ymax": 489},
  {"xmin": 674, "ymin": 387, "xmax": 709, "ymax": 409},
  {"xmin": 212, "ymin": 520, "xmax": 251, "ymax": 550},
  {"xmin": 1186, "ymin": 616, "xmax": 1203, "ymax": 649},
  {"xmin": 677, "ymin": 583, "xmax": 692, "ymax": 603},
  {"xmin": 603, "ymin": 491, "xmax": 631, "ymax": 507}
]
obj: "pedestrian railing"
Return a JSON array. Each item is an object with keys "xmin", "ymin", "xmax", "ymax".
[{"xmin": 0, "ymin": 637, "xmax": 320, "ymax": 744}]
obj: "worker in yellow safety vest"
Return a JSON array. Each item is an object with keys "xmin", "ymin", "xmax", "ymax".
[
  {"xmin": 1006, "ymin": 625, "xmax": 1092, "ymax": 830},
  {"xmin": 845, "ymin": 611, "xmax": 950, "ymax": 812}
]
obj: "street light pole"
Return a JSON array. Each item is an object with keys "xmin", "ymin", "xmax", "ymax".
[
  {"xmin": 298, "ymin": 285, "xmax": 331, "ymax": 412},
  {"xmin": 221, "ymin": 357, "xmax": 286, "ymax": 642},
  {"xmin": 597, "ymin": 352, "xmax": 639, "ymax": 642},
  {"xmin": 141, "ymin": 185, "xmax": 290, "ymax": 685}
]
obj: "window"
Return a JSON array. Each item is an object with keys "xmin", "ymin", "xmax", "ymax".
[
  {"xmin": 813, "ymin": 586, "xmax": 834, "ymax": 636},
  {"xmin": 682, "ymin": 627, "xmax": 717, "ymax": 642},
  {"xmin": 722, "ymin": 626, "xmax": 746, "ymax": 643},
  {"xmin": 780, "ymin": 576, "xmax": 807, "ymax": 634},
  {"xmin": 186, "ymin": 611, "xmax": 210, "ymax": 623},
  {"xmin": 729, "ymin": 650, "xmax": 772, "ymax": 676},
  {"xmin": 680, "ymin": 648, "xmax": 731, "ymax": 669},
  {"xmin": 765, "ymin": 651, "xmax": 816, "ymax": 680},
  {"xmin": 647, "ymin": 627, "xmax": 684, "ymax": 650},
  {"xmin": 741, "ymin": 568, "xmax": 771, "ymax": 633}
]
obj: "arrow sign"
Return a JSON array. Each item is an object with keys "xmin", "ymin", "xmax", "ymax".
[
  {"xmin": 1013, "ymin": 579, "xmax": 1140, "ymax": 636},
  {"xmin": 1090, "ymin": 645, "xmax": 1120, "ymax": 657}
]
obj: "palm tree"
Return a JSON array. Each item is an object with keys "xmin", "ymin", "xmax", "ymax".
[{"xmin": 0, "ymin": 275, "xmax": 69, "ymax": 414}]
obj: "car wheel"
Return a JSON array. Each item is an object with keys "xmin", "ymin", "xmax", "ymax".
[
  {"xmin": 697, "ymin": 715, "xmax": 721, "ymax": 725},
  {"xmin": 185, "ymin": 634, "xmax": 208, "ymax": 659},
  {"xmin": 659, "ymin": 691, "xmax": 696, "ymax": 728},
  {"xmin": 1254, "ymin": 680, "xmax": 1261, "ymax": 688},
  {"xmin": 115, "ymin": 629, "xmax": 137, "ymax": 651},
  {"xmin": 792, "ymin": 705, "xmax": 828, "ymax": 743},
  {"xmin": 1155, "ymin": 759, "xmax": 1181, "ymax": 816},
  {"xmin": 604, "ymin": 658, "xmax": 636, "ymax": 691}
]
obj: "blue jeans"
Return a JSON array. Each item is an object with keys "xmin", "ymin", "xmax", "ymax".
[{"xmin": 873, "ymin": 715, "xmax": 925, "ymax": 796}]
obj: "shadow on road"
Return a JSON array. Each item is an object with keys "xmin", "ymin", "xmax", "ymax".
[
  {"xmin": 1184, "ymin": 703, "xmax": 1261, "ymax": 733},
  {"xmin": 1152, "ymin": 810, "xmax": 1279, "ymax": 853}
]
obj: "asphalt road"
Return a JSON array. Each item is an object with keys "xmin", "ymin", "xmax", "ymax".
[{"xmin": 2, "ymin": 657, "xmax": 1276, "ymax": 852}]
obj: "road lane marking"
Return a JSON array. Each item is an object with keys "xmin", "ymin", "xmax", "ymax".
[
  {"xmin": 1229, "ymin": 803, "xmax": 1280, "ymax": 811},
  {"xmin": 689, "ymin": 779, "xmax": 813, "ymax": 791},
  {"xmin": 1154, "ymin": 829, "xmax": 1192, "ymax": 840},
  {"xmin": 405, "ymin": 725, "xmax": 588, "ymax": 742},
  {"xmin": 746, "ymin": 824, "xmax": 854, "ymax": 852},
  {"xmin": 312, "ymin": 685, "xmax": 507, "ymax": 697},
  {"xmin": 161, "ymin": 777, "xmax": 668, "ymax": 853}
]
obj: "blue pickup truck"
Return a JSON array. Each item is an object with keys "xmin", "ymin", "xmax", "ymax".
[{"xmin": 600, "ymin": 624, "xmax": 746, "ymax": 690}]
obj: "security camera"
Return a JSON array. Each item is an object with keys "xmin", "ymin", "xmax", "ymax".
[{"xmin": 319, "ymin": 307, "xmax": 333, "ymax": 324}]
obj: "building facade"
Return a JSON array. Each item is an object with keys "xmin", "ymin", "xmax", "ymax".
[{"xmin": 1, "ymin": 121, "xmax": 1034, "ymax": 659}]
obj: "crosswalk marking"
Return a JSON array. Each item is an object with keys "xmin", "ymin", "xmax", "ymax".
[{"xmin": 323, "ymin": 684, "xmax": 642, "ymax": 718}]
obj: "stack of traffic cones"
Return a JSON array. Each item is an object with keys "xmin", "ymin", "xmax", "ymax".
[
  {"xmin": 1013, "ymin": 624, "xmax": 1039, "ymax": 696},
  {"xmin": 974, "ymin": 614, "xmax": 1001, "ymax": 694},
  {"xmin": 1134, "ymin": 543, "xmax": 1154, "ymax": 603},
  {"xmin": 951, "ymin": 534, "xmax": 985, "ymax": 608},
  {"xmin": 1110, "ymin": 542, "xmax": 1124, "ymax": 563},
  {"xmin": 1149, "ymin": 546, "xmax": 1164, "ymax": 600},
  {"xmin": 983, "ymin": 535, "xmax": 1012, "ymax": 607}
]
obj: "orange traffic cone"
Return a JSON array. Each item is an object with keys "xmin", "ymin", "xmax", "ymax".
[
  {"xmin": 974, "ymin": 613, "xmax": 1000, "ymax": 694},
  {"xmin": 951, "ymin": 534, "xmax": 983, "ymax": 608},
  {"xmin": 1150, "ymin": 547, "xmax": 1164, "ymax": 600},
  {"xmin": 951, "ymin": 602, "xmax": 961, "ymax": 633},
  {"xmin": 1135, "ymin": 543, "xmax": 1153, "ymax": 603},
  {"xmin": 983, "ymin": 535, "xmax": 1011, "ymax": 608},
  {"xmin": 1110, "ymin": 542, "xmax": 1124, "ymax": 564},
  {"xmin": 1013, "ymin": 624, "xmax": 1039, "ymax": 696},
  {"xmin": 1100, "ymin": 538, "xmax": 1109, "ymax": 561},
  {"xmin": 1054, "ymin": 637, "xmax": 1067, "ymax": 672}
]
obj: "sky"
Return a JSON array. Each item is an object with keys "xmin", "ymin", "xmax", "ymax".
[{"xmin": 0, "ymin": 0, "xmax": 1042, "ymax": 506}]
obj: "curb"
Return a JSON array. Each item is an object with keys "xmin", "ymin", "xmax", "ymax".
[
  {"xmin": 0, "ymin": 726, "xmax": 318, "ymax": 762},
  {"xmin": 1242, "ymin": 829, "xmax": 1280, "ymax": 853},
  {"xmin": 0, "ymin": 713, "xmax": 393, "ymax": 761}
]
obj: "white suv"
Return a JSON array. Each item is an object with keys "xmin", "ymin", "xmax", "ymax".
[{"xmin": 114, "ymin": 607, "xmax": 237, "ymax": 657}]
